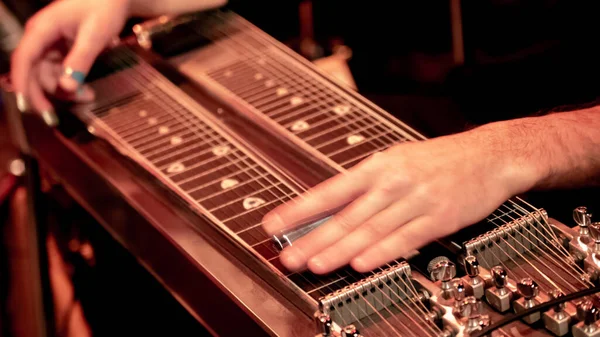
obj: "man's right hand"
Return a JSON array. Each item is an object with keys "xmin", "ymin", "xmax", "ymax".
[{"xmin": 10, "ymin": 0, "xmax": 131, "ymax": 126}]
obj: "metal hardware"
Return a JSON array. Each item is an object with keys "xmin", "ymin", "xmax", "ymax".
[
  {"xmin": 573, "ymin": 300, "xmax": 600, "ymax": 337},
  {"xmin": 428, "ymin": 256, "xmax": 456, "ymax": 299},
  {"xmin": 271, "ymin": 216, "xmax": 332, "ymax": 251},
  {"xmin": 342, "ymin": 324, "xmax": 361, "ymax": 337},
  {"xmin": 314, "ymin": 311, "xmax": 332, "ymax": 337},
  {"xmin": 590, "ymin": 223, "xmax": 600, "ymax": 253},
  {"xmin": 464, "ymin": 255, "xmax": 484, "ymax": 299},
  {"xmin": 574, "ymin": 206, "xmax": 593, "ymax": 245},
  {"xmin": 513, "ymin": 278, "xmax": 541, "ymax": 324},
  {"xmin": 543, "ymin": 289, "xmax": 571, "ymax": 336},
  {"xmin": 485, "ymin": 266, "xmax": 512, "ymax": 312}
]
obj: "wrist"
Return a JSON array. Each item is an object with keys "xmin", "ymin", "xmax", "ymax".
[{"xmin": 466, "ymin": 118, "xmax": 549, "ymax": 198}]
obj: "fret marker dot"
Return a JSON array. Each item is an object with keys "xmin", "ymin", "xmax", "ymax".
[
  {"xmin": 148, "ymin": 117, "xmax": 158, "ymax": 126},
  {"xmin": 347, "ymin": 134, "xmax": 365, "ymax": 145},
  {"xmin": 254, "ymin": 73, "xmax": 264, "ymax": 80},
  {"xmin": 276, "ymin": 88, "xmax": 288, "ymax": 96},
  {"xmin": 139, "ymin": 110, "xmax": 148, "ymax": 117},
  {"xmin": 243, "ymin": 197, "xmax": 266, "ymax": 210},
  {"xmin": 291, "ymin": 120, "xmax": 309, "ymax": 132},
  {"xmin": 158, "ymin": 126, "xmax": 170, "ymax": 135},
  {"xmin": 333, "ymin": 104, "xmax": 351, "ymax": 115},
  {"xmin": 170, "ymin": 136, "xmax": 183, "ymax": 145},
  {"xmin": 265, "ymin": 80, "xmax": 275, "ymax": 88},
  {"xmin": 212, "ymin": 145, "xmax": 231, "ymax": 156},
  {"xmin": 220, "ymin": 179, "xmax": 239, "ymax": 190},
  {"xmin": 290, "ymin": 96, "xmax": 304, "ymax": 106},
  {"xmin": 224, "ymin": 70, "xmax": 233, "ymax": 77},
  {"xmin": 166, "ymin": 162, "xmax": 185, "ymax": 174}
]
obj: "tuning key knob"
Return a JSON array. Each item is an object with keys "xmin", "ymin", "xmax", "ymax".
[
  {"xmin": 577, "ymin": 300, "xmax": 599, "ymax": 326},
  {"xmin": 428, "ymin": 257, "xmax": 456, "ymax": 284},
  {"xmin": 574, "ymin": 207, "xmax": 592, "ymax": 227},
  {"xmin": 342, "ymin": 324, "xmax": 362, "ymax": 337},
  {"xmin": 517, "ymin": 278, "xmax": 539, "ymax": 300},
  {"xmin": 549, "ymin": 289, "xmax": 566, "ymax": 313},
  {"xmin": 465, "ymin": 255, "xmax": 480, "ymax": 278},
  {"xmin": 491, "ymin": 266, "xmax": 508, "ymax": 291},
  {"xmin": 454, "ymin": 279, "xmax": 466, "ymax": 302}
]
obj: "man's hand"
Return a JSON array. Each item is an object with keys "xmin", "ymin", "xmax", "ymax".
[{"xmin": 262, "ymin": 126, "xmax": 537, "ymax": 274}]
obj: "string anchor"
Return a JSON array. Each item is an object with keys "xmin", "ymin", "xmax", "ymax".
[{"xmin": 513, "ymin": 278, "xmax": 541, "ymax": 324}]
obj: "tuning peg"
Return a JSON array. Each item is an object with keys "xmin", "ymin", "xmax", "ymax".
[
  {"xmin": 517, "ymin": 278, "xmax": 539, "ymax": 300},
  {"xmin": 574, "ymin": 206, "xmax": 592, "ymax": 228},
  {"xmin": 454, "ymin": 279, "xmax": 466, "ymax": 302},
  {"xmin": 577, "ymin": 300, "xmax": 599, "ymax": 326},
  {"xmin": 460, "ymin": 296, "xmax": 491, "ymax": 334},
  {"xmin": 342, "ymin": 324, "xmax": 362, "ymax": 337},
  {"xmin": 515, "ymin": 278, "xmax": 541, "ymax": 324},
  {"xmin": 485, "ymin": 266, "xmax": 512, "ymax": 312},
  {"xmin": 314, "ymin": 312, "xmax": 332, "ymax": 337},
  {"xmin": 491, "ymin": 266, "xmax": 508, "ymax": 294},
  {"xmin": 574, "ymin": 207, "xmax": 593, "ymax": 243},
  {"xmin": 464, "ymin": 255, "xmax": 484, "ymax": 299},
  {"xmin": 543, "ymin": 289, "xmax": 570, "ymax": 336},
  {"xmin": 573, "ymin": 300, "xmax": 600, "ymax": 337},
  {"xmin": 428, "ymin": 257, "xmax": 456, "ymax": 288}
]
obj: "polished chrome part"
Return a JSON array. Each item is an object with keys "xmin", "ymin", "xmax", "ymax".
[
  {"xmin": 428, "ymin": 257, "xmax": 456, "ymax": 300},
  {"xmin": 463, "ymin": 255, "xmax": 484, "ymax": 299},
  {"xmin": 271, "ymin": 216, "xmax": 332, "ymax": 251},
  {"xmin": 573, "ymin": 300, "xmax": 600, "ymax": 337},
  {"xmin": 452, "ymin": 279, "xmax": 466, "ymax": 318},
  {"xmin": 314, "ymin": 311, "xmax": 333, "ymax": 337},
  {"xmin": 543, "ymin": 290, "xmax": 571, "ymax": 336},
  {"xmin": 574, "ymin": 206, "xmax": 593, "ymax": 245},
  {"xmin": 485, "ymin": 266, "xmax": 513, "ymax": 312},
  {"xmin": 590, "ymin": 223, "xmax": 600, "ymax": 252},
  {"xmin": 464, "ymin": 210, "xmax": 548, "ymax": 268},
  {"xmin": 341, "ymin": 324, "xmax": 361, "ymax": 337},
  {"xmin": 513, "ymin": 278, "xmax": 541, "ymax": 324},
  {"xmin": 132, "ymin": 14, "xmax": 196, "ymax": 50},
  {"xmin": 319, "ymin": 262, "xmax": 415, "ymax": 324},
  {"xmin": 458, "ymin": 296, "xmax": 490, "ymax": 335}
]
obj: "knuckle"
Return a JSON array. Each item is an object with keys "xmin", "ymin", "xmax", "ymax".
[
  {"xmin": 333, "ymin": 212, "xmax": 355, "ymax": 234},
  {"xmin": 24, "ymin": 15, "xmax": 45, "ymax": 33},
  {"xmin": 363, "ymin": 221, "xmax": 386, "ymax": 238}
]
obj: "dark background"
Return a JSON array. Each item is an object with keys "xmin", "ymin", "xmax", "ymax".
[{"xmin": 1, "ymin": 1, "xmax": 599, "ymax": 336}]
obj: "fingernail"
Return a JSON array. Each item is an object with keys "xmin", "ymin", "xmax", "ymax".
[
  {"xmin": 59, "ymin": 76, "xmax": 80, "ymax": 92},
  {"xmin": 41, "ymin": 109, "xmax": 59, "ymax": 127},
  {"xmin": 280, "ymin": 247, "xmax": 306, "ymax": 271},
  {"xmin": 308, "ymin": 256, "xmax": 327, "ymax": 273},
  {"xmin": 16, "ymin": 92, "xmax": 29, "ymax": 113},
  {"xmin": 77, "ymin": 86, "xmax": 95, "ymax": 101}
]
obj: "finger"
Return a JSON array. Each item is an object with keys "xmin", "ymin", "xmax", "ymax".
[
  {"xmin": 10, "ymin": 16, "xmax": 62, "ymax": 107},
  {"xmin": 350, "ymin": 216, "xmax": 440, "ymax": 273},
  {"xmin": 278, "ymin": 188, "xmax": 398, "ymax": 272},
  {"xmin": 38, "ymin": 61, "xmax": 95, "ymax": 102},
  {"xmin": 28, "ymin": 77, "xmax": 58, "ymax": 127},
  {"xmin": 262, "ymin": 170, "xmax": 372, "ymax": 236},
  {"xmin": 307, "ymin": 199, "xmax": 424, "ymax": 274},
  {"xmin": 59, "ymin": 14, "xmax": 115, "ymax": 92}
]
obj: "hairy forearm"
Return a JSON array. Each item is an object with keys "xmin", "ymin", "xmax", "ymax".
[
  {"xmin": 474, "ymin": 105, "xmax": 600, "ymax": 195},
  {"xmin": 128, "ymin": 0, "xmax": 228, "ymax": 17}
]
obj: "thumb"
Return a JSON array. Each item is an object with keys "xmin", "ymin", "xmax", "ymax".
[{"xmin": 59, "ymin": 16, "xmax": 116, "ymax": 93}]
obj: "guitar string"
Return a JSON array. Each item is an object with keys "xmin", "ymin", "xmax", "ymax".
[
  {"xmin": 190, "ymin": 9, "xmax": 584, "ymax": 330},
  {"xmin": 203, "ymin": 16, "xmax": 404, "ymax": 163},
  {"xmin": 109, "ymin": 47, "xmax": 405, "ymax": 335},
  {"xmin": 338, "ymin": 268, "xmax": 439, "ymax": 337},
  {"xmin": 487, "ymin": 216, "xmax": 574, "ymax": 293},
  {"xmin": 199, "ymin": 18, "xmax": 446, "ymax": 334},
  {"xmin": 94, "ymin": 48, "xmax": 382, "ymax": 336},
  {"xmin": 488, "ymin": 215, "xmax": 583, "ymax": 292},
  {"xmin": 507, "ymin": 200, "xmax": 585, "ymax": 272},
  {"xmin": 496, "ymin": 204, "xmax": 592, "ymax": 288},
  {"xmin": 91, "ymin": 10, "xmax": 576, "ymax": 334}
]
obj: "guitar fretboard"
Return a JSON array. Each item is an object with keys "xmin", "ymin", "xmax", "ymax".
[
  {"xmin": 203, "ymin": 20, "xmax": 411, "ymax": 170},
  {"xmin": 82, "ymin": 52, "xmax": 382, "ymax": 302}
]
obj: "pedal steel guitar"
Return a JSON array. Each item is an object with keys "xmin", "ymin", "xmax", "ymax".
[{"xmin": 2, "ymin": 9, "xmax": 600, "ymax": 337}]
